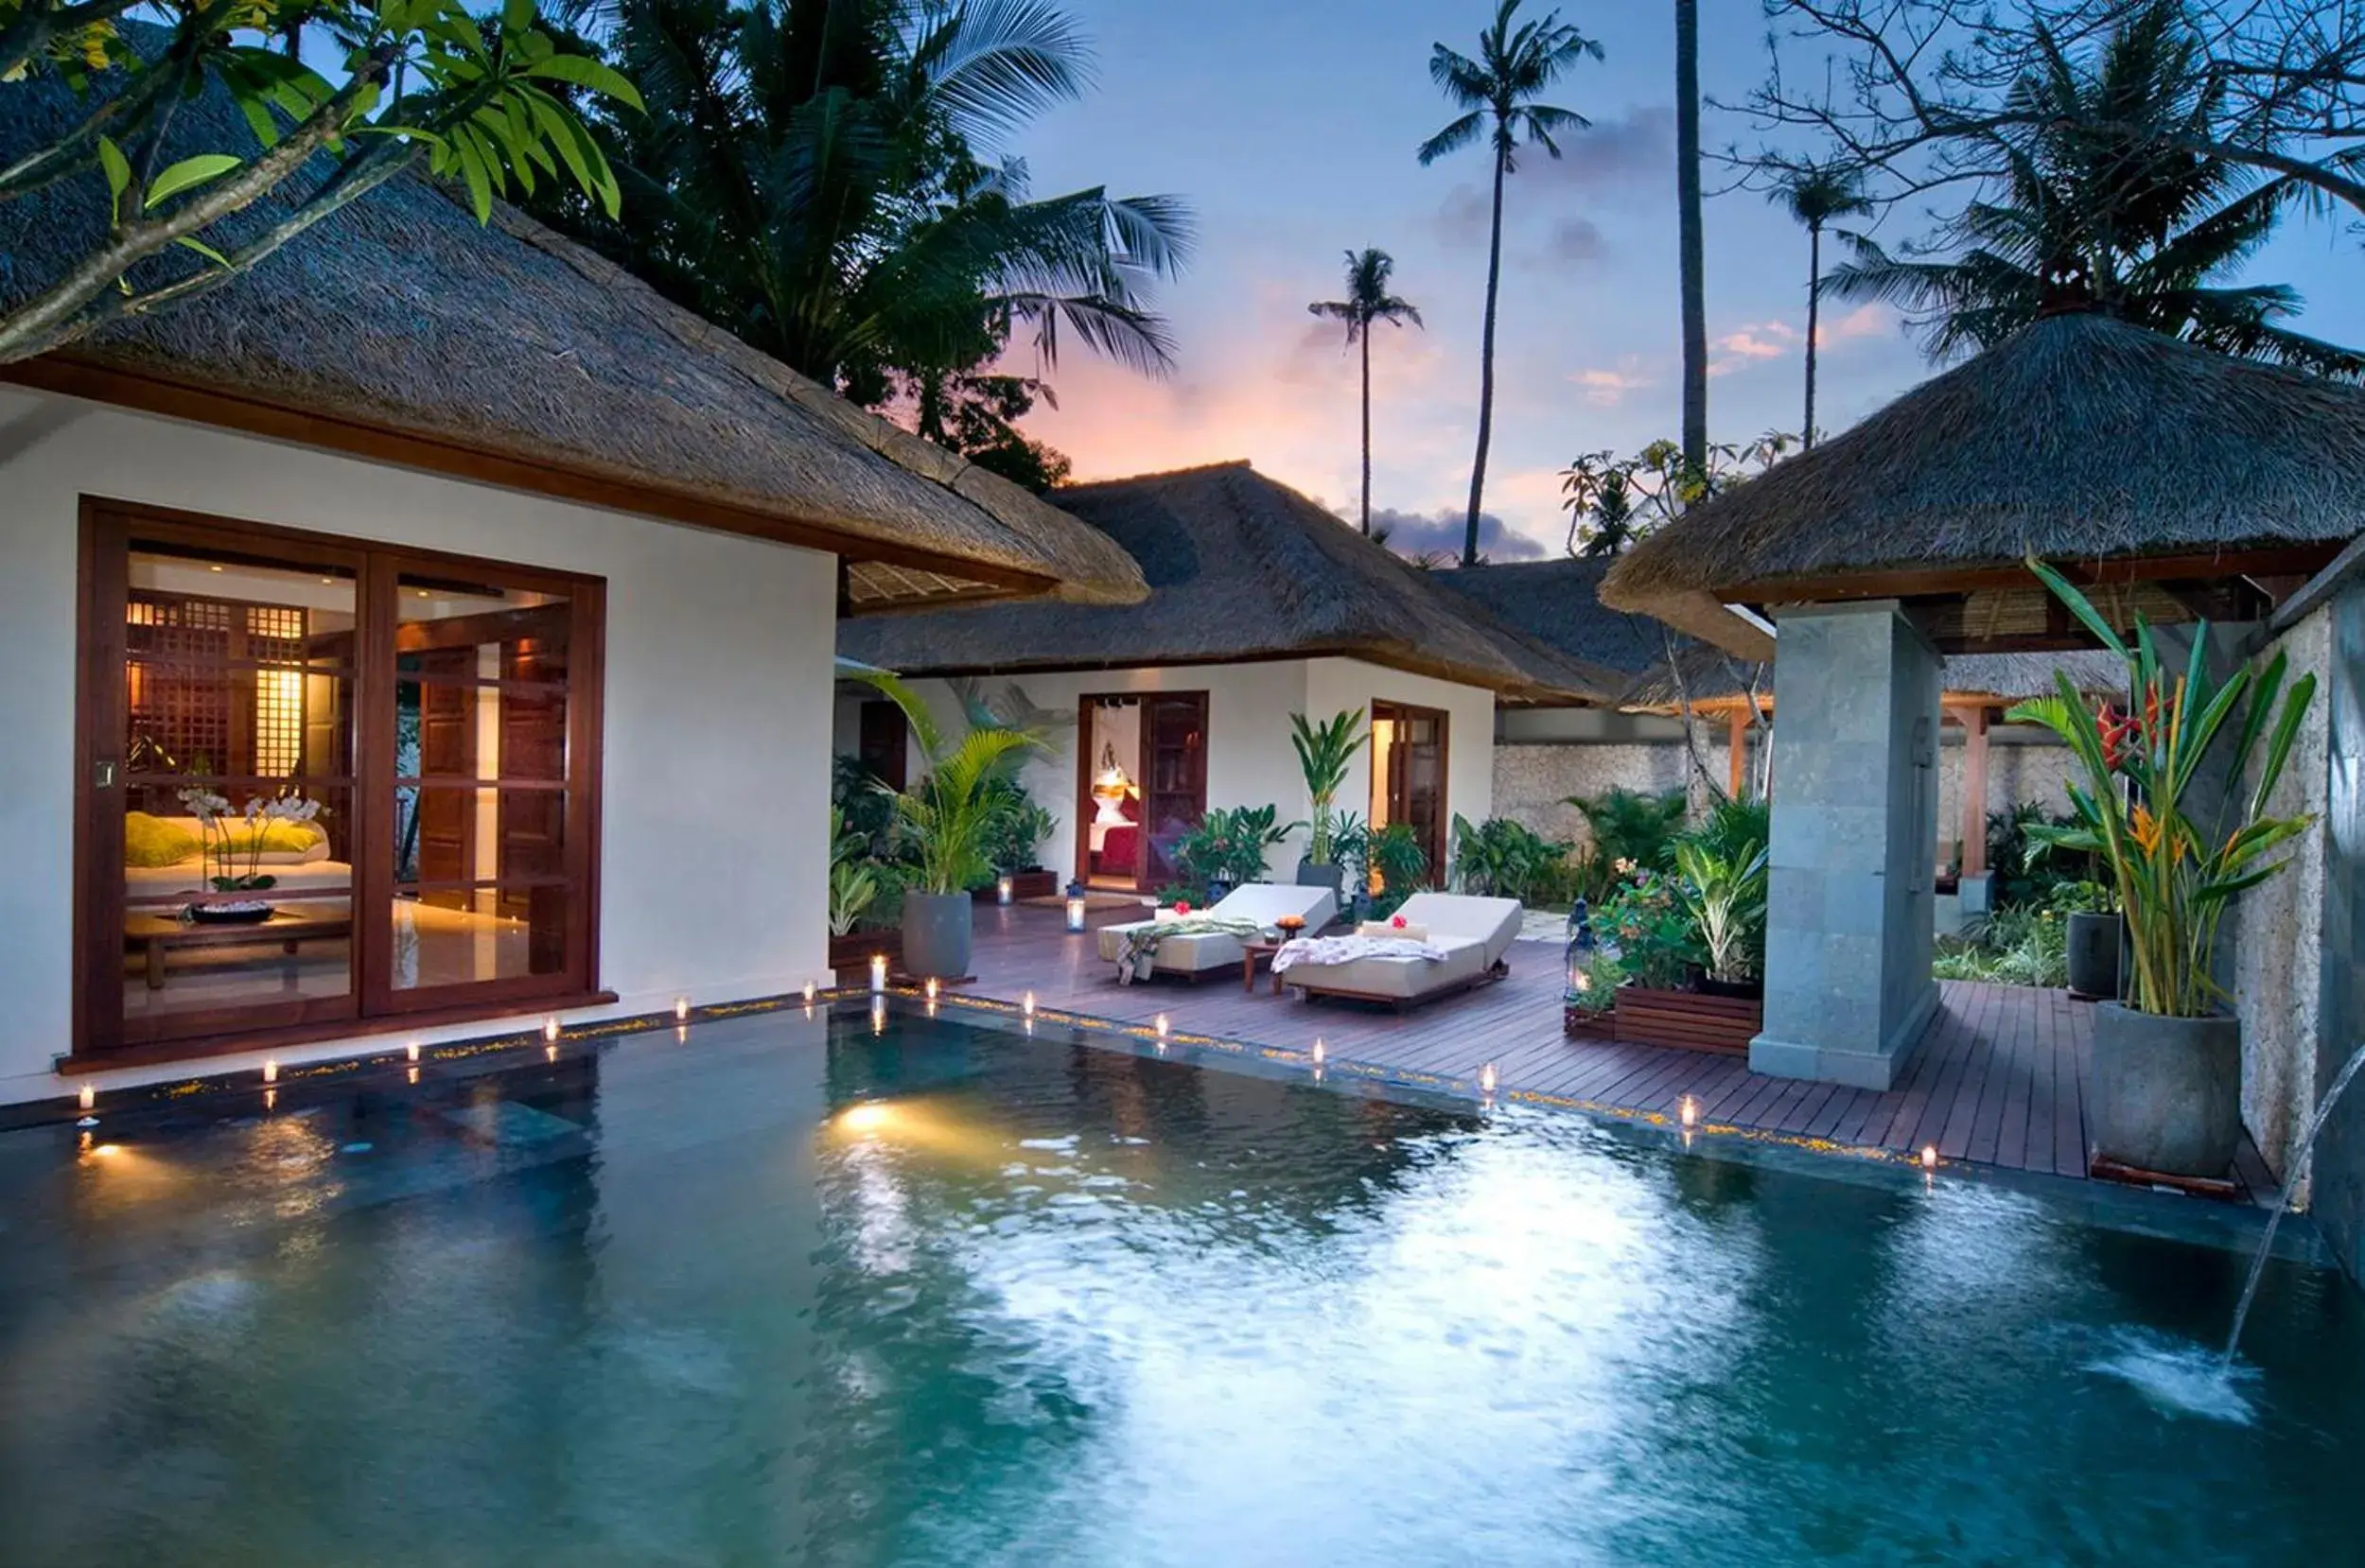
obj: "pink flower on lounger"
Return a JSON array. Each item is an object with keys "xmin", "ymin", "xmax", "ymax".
[
  {"xmin": 1391, "ymin": 914, "xmax": 1406, "ymax": 929},
  {"xmin": 1175, "ymin": 900, "xmax": 1192, "ymax": 915}
]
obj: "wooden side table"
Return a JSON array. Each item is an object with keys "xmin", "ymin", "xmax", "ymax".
[{"xmin": 124, "ymin": 908, "xmax": 354, "ymax": 990}]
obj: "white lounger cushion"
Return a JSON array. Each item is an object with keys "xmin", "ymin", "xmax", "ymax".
[
  {"xmin": 1282, "ymin": 893, "xmax": 1522, "ymax": 1001},
  {"xmin": 1095, "ymin": 882, "xmax": 1339, "ymax": 973}
]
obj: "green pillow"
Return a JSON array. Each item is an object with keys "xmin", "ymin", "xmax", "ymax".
[
  {"xmin": 219, "ymin": 820, "xmax": 327, "ymax": 855},
  {"xmin": 125, "ymin": 811, "xmax": 201, "ymax": 868}
]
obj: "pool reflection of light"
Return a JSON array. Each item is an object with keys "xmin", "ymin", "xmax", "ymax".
[{"xmin": 840, "ymin": 1103, "xmax": 893, "ymax": 1134}]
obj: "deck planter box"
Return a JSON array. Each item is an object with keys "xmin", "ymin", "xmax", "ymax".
[
  {"xmin": 1613, "ymin": 984, "xmax": 1762, "ymax": 1055},
  {"xmin": 1563, "ymin": 1004, "xmax": 1616, "ymax": 1042},
  {"xmin": 830, "ymin": 927, "xmax": 902, "ymax": 981},
  {"xmin": 2090, "ymin": 1003, "xmax": 2242, "ymax": 1178},
  {"xmin": 902, "ymin": 890, "xmax": 973, "ymax": 980}
]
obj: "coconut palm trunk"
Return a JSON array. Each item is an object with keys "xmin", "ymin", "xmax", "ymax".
[
  {"xmin": 1465, "ymin": 145, "xmax": 1509, "ymax": 566},
  {"xmin": 1803, "ymin": 218, "xmax": 1822, "ymax": 446},
  {"xmin": 1359, "ymin": 315, "xmax": 1374, "ymax": 533},
  {"xmin": 1675, "ymin": 0, "xmax": 1707, "ymax": 472},
  {"xmin": 1311, "ymin": 248, "xmax": 1422, "ymax": 536}
]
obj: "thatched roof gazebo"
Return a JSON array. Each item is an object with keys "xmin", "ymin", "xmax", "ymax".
[
  {"xmin": 1602, "ymin": 310, "xmax": 2365, "ymax": 653},
  {"xmin": 842, "ymin": 462, "xmax": 1622, "ymax": 704},
  {"xmin": 0, "ymin": 72, "xmax": 1146, "ymax": 613},
  {"xmin": 1594, "ymin": 310, "xmax": 2365, "ymax": 1095}
]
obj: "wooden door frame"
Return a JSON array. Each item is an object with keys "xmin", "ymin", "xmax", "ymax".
[
  {"xmin": 1370, "ymin": 698, "xmax": 1451, "ymax": 884},
  {"xmin": 1138, "ymin": 690, "xmax": 1209, "ymax": 893},
  {"xmin": 73, "ymin": 497, "xmax": 607, "ymax": 1064}
]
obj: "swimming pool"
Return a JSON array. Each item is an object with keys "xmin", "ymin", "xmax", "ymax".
[{"xmin": 1, "ymin": 1004, "xmax": 2358, "ymax": 1565}]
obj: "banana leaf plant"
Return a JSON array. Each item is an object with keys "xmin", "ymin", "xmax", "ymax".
[
  {"xmin": 2004, "ymin": 558, "xmax": 2317, "ymax": 1018},
  {"xmin": 1673, "ymin": 837, "xmax": 1769, "ymax": 984},
  {"xmin": 1290, "ymin": 709, "xmax": 1369, "ymax": 865},
  {"xmin": 852, "ymin": 671, "xmax": 1043, "ymax": 897}
]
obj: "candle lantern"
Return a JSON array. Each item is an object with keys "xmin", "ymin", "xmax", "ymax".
[
  {"xmin": 868, "ymin": 953, "xmax": 888, "ymax": 994},
  {"xmin": 996, "ymin": 875, "xmax": 1015, "ymax": 906},
  {"xmin": 1562, "ymin": 897, "xmax": 1596, "ymax": 1002},
  {"xmin": 1065, "ymin": 896, "xmax": 1089, "ymax": 933}
]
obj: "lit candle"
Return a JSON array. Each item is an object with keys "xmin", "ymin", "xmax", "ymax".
[
  {"xmin": 1065, "ymin": 896, "xmax": 1088, "ymax": 933},
  {"xmin": 869, "ymin": 953, "xmax": 888, "ymax": 994},
  {"xmin": 802, "ymin": 981, "xmax": 817, "ymax": 1005},
  {"xmin": 1921, "ymin": 1145, "xmax": 1939, "ymax": 1172},
  {"xmin": 997, "ymin": 876, "xmax": 1014, "ymax": 906},
  {"xmin": 674, "ymin": 996, "xmax": 690, "ymax": 1022},
  {"xmin": 405, "ymin": 1042, "xmax": 420, "ymax": 1063},
  {"xmin": 924, "ymin": 977, "xmax": 939, "ymax": 1002},
  {"xmin": 1154, "ymin": 1014, "xmax": 1170, "ymax": 1040},
  {"xmin": 543, "ymin": 1017, "xmax": 561, "ymax": 1043},
  {"xmin": 1312, "ymin": 1038, "xmax": 1326, "ymax": 1066},
  {"xmin": 261, "ymin": 1059, "xmax": 278, "ymax": 1085},
  {"xmin": 78, "ymin": 1084, "xmax": 95, "ymax": 1112},
  {"xmin": 1022, "ymin": 990, "xmax": 1036, "ymax": 1018},
  {"xmin": 1679, "ymin": 1095, "xmax": 1698, "ymax": 1129},
  {"xmin": 1479, "ymin": 1061, "xmax": 1498, "ymax": 1096}
]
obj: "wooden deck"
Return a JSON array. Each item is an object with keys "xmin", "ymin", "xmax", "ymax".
[{"xmin": 962, "ymin": 903, "xmax": 2116, "ymax": 1182}]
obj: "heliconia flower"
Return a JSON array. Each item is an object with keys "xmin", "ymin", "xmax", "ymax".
[{"xmin": 2128, "ymin": 804, "xmax": 2163, "ymax": 854}]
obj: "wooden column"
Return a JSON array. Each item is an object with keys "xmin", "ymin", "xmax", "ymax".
[
  {"xmin": 1959, "ymin": 705, "xmax": 1989, "ymax": 877},
  {"xmin": 1726, "ymin": 706, "xmax": 1747, "ymax": 799}
]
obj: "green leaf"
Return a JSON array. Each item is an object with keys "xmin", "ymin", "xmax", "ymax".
[
  {"xmin": 2024, "ymin": 556, "xmax": 2130, "ymax": 659},
  {"xmin": 96, "ymin": 134, "xmax": 131, "ymax": 224},
  {"xmin": 524, "ymin": 53, "xmax": 647, "ymax": 113},
  {"xmin": 502, "ymin": 0, "xmax": 534, "ymax": 38},
  {"xmin": 453, "ymin": 133, "xmax": 493, "ymax": 222},
  {"xmin": 144, "ymin": 153, "xmax": 243, "ymax": 209},
  {"xmin": 173, "ymin": 235, "xmax": 236, "ymax": 268}
]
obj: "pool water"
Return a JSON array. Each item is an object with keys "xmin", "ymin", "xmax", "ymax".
[{"xmin": 2, "ymin": 1006, "xmax": 2359, "ymax": 1566}]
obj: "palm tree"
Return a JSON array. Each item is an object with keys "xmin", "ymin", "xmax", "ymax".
[
  {"xmin": 1674, "ymin": 0, "xmax": 1707, "ymax": 474},
  {"xmin": 1768, "ymin": 161, "xmax": 1873, "ymax": 446},
  {"xmin": 1309, "ymin": 249, "xmax": 1425, "ymax": 535},
  {"xmin": 552, "ymin": 0, "xmax": 1195, "ymax": 408},
  {"xmin": 1418, "ymin": 0, "xmax": 1603, "ymax": 566},
  {"xmin": 1822, "ymin": 0, "xmax": 2363, "ymax": 378}
]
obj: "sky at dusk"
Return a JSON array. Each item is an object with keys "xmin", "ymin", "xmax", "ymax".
[{"xmin": 1004, "ymin": 0, "xmax": 2365, "ymax": 561}]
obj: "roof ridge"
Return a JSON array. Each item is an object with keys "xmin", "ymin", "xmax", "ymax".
[{"xmin": 1058, "ymin": 460, "xmax": 1257, "ymax": 492}]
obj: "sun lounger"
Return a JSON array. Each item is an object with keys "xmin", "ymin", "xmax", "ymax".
[
  {"xmin": 1276, "ymin": 892, "xmax": 1522, "ymax": 1009},
  {"xmin": 1095, "ymin": 882, "xmax": 1339, "ymax": 980}
]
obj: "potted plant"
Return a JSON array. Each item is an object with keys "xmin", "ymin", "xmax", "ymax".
[
  {"xmin": 1600, "ymin": 869, "xmax": 1759, "ymax": 1054},
  {"xmin": 1563, "ymin": 949, "xmax": 1623, "ymax": 1040},
  {"xmin": 179, "ymin": 787, "xmax": 324, "ymax": 922},
  {"xmin": 1671, "ymin": 796, "xmax": 1770, "ymax": 1000},
  {"xmin": 2055, "ymin": 879, "xmax": 2122, "ymax": 1001},
  {"xmin": 975, "ymin": 781, "xmax": 1059, "ymax": 900},
  {"xmin": 1290, "ymin": 709, "xmax": 1367, "ymax": 893},
  {"xmin": 2007, "ymin": 559, "xmax": 2317, "ymax": 1179},
  {"xmin": 853, "ymin": 671, "xmax": 1042, "ymax": 981},
  {"xmin": 1174, "ymin": 804, "xmax": 1301, "ymax": 902}
]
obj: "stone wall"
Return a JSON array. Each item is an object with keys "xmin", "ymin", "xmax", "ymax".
[
  {"xmin": 1495, "ymin": 730, "xmax": 2076, "ymax": 860},
  {"xmin": 2234, "ymin": 610, "xmax": 2332, "ymax": 1184}
]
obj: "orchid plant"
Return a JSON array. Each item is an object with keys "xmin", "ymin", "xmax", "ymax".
[
  {"xmin": 178, "ymin": 787, "xmax": 324, "ymax": 894},
  {"xmin": 2005, "ymin": 559, "xmax": 2317, "ymax": 1019}
]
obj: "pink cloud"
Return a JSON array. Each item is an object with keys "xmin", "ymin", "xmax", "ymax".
[
  {"xmin": 1571, "ymin": 364, "xmax": 1651, "ymax": 407},
  {"xmin": 1815, "ymin": 302, "xmax": 1892, "ymax": 346}
]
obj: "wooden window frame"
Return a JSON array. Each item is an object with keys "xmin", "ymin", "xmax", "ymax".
[{"xmin": 73, "ymin": 497, "xmax": 607, "ymax": 1065}]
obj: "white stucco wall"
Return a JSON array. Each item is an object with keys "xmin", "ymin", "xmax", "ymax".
[
  {"xmin": 832, "ymin": 657, "xmax": 1497, "ymax": 885},
  {"xmin": 0, "ymin": 387, "xmax": 837, "ymax": 1105}
]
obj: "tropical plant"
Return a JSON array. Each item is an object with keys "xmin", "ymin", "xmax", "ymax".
[
  {"xmin": 1558, "ymin": 448, "xmax": 1637, "ymax": 556},
  {"xmin": 1820, "ymin": 2, "xmax": 2364, "ymax": 378},
  {"xmin": 832, "ymin": 753, "xmax": 901, "ymax": 858},
  {"xmin": 1368, "ymin": 820, "xmax": 1430, "ymax": 901},
  {"xmin": 828, "ymin": 805, "xmax": 882, "ymax": 936},
  {"xmin": 1568, "ymin": 787, "xmax": 1688, "ymax": 873},
  {"xmin": 537, "ymin": 0, "xmax": 1195, "ymax": 459},
  {"xmin": 1307, "ymin": 248, "xmax": 1423, "ymax": 535},
  {"xmin": 1328, "ymin": 810, "xmax": 1372, "ymax": 897},
  {"xmin": 1767, "ymin": 158, "xmax": 1873, "ymax": 445},
  {"xmin": 1596, "ymin": 869, "xmax": 1700, "ymax": 991},
  {"xmin": 1567, "ymin": 949, "xmax": 1623, "ymax": 1014},
  {"xmin": 1171, "ymin": 804, "xmax": 1300, "ymax": 893},
  {"xmin": 1673, "ymin": 829, "xmax": 1769, "ymax": 984},
  {"xmin": 0, "ymin": 0, "xmax": 642, "ymax": 364},
  {"xmin": 1936, "ymin": 903, "xmax": 2069, "ymax": 987},
  {"xmin": 1289, "ymin": 708, "xmax": 1369, "ymax": 864},
  {"xmin": 1417, "ymin": 0, "xmax": 1602, "ymax": 565},
  {"xmin": 975, "ymin": 775, "xmax": 1054, "ymax": 878},
  {"xmin": 852, "ymin": 669, "xmax": 1042, "ymax": 896},
  {"xmin": 1674, "ymin": 0, "xmax": 1706, "ymax": 472},
  {"xmin": 2004, "ymin": 557, "xmax": 2318, "ymax": 1018},
  {"xmin": 1985, "ymin": 798, "xmax": 2091, "ymax": 909},
  {"xmin": 1447, "ymin": 813, "xmax": 1566, "ymax": 903}
]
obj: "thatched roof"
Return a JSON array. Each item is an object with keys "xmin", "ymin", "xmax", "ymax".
[
  {"xmin": 0, "ymin": 64, "xmax": 1144, "ymax": 610},
  {"xmin": 1440, "ymin": 557, "xmax": 2124, "ymax": 712},
  {"xmin": 838, "ymin": 462, "xmax": 1623, "ymax": 700},
  {"xmin": 1602, "ymin": 312, "xmax": 2365, "ymax": 649}
]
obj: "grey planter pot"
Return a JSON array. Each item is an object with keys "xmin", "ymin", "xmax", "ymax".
[
  {"xmin": 2090, "ymin": 1002, "xmax": 2243, "ymax": 1178},
  {"xmin": 2066, "ymin": 912, "xmax": 2123, "ymax": 1001},
  {"xmin": 1295, "ymin": 859, "xmax": 1345, "ymax": 895},
  {"xmin": 900, "ymin": 890, "xmax": 973, "ymax": 981}
]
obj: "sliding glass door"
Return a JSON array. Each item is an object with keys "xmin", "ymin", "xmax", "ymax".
[{"xmin": 76, "ymin": 501, "xmax": 604, "ymax": 1060}]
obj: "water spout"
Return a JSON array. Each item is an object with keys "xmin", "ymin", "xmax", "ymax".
[{"xmin": 2224, "ymin": 1039, "xmax": 2365, "ymax": 1366}]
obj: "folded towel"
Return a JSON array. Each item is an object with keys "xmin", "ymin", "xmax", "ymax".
[{"xmin": 1272, "ymin": 933, "xmax": 1449, "ymax": 972}]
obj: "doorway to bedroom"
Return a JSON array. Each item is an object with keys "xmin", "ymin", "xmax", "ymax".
[{"xmin": 1073, "ymin": 691, "xmax": 1206, "ymax": 894}]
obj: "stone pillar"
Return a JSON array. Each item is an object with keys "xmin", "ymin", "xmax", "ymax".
[{"xmin": 1752, "ymin": 601, "xmax": 1943, "ymax": 1089}]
